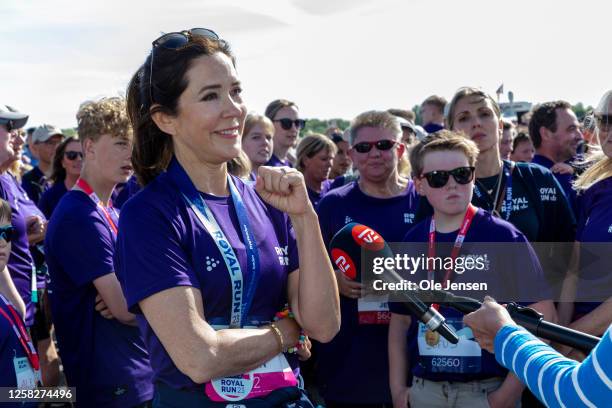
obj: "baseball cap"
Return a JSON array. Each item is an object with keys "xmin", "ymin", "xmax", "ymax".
[
  {"xmin": 32, "ymin": 124, "xmax": 64, "ymax": 143},
  {"xmin": 0, "ymin": 104, "xmax": 29, "ymax": 130}
]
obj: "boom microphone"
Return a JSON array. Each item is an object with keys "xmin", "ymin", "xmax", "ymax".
[{"xmin": 329, "ymin": 223, "xmax": 459, "ymax": 344}]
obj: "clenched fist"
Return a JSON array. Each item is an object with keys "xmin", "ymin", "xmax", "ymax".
[{"xmin": 255, "ymin": 166, "xmax": 313, "ymax": 217}]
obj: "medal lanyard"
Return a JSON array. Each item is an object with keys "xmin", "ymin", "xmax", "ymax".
[
  {"xmin": 75, "ymin": 178, "xmax": 119, "ymax": 236},
  {"xmin": 0, "ymin": 294, "xmax": 40, "ymax": 371},
  {"xmin": 473, "ymin": 161, "xmax": 513, "ymax": 221},
  {"xmin": 169, "ymin": 159, "xmax": 260, "ymax": 329},
  {"xmin": 427, "ymin": 204, "xmax": 478, "ymax": 286}
]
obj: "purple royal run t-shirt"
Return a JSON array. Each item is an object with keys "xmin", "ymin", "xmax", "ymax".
[
  {"xmin": 314, "ymin": 180, "xmax": 419, "ymax": 404},
  {"xmin": 45, "ymin": 190, "xmax": 154, "ymax": 407},
  {"xmin": 115, "ymin": 158, "xmax": 300, "ymax": 390}
]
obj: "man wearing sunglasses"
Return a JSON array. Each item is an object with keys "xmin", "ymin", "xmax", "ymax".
[
  {"xmin": 22, "ymin": 124, "xmax": 65, "ymax": 206},
  {"xmin": 316, "ymin": 111, "xmax": 420, "ymax": 407},
  {"xmin": 265, "ymin": 99, "xmax": 305, "ymax": 167}
]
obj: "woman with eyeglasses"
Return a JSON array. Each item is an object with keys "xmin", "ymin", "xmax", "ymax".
[
  {"xmin": 38, "ymin": 137, "xmax": 82, "ymax": 218},
  {"xmin": 315, "ymin": 111, "xmax": 419, "ymax": 408},
  {"xmin": 389, "ymin": 130, "xmax": 554, "ymax": 408},
  {"xmin": 264, "ymin": 99, "xmax": 305, "ymax": 167},
  {"xmin": 296, "ymin": 133, "xmax": 336, "ymax": 208},
  {"xmin": 118, "ymin": 29, "xmax": 339, "ymax": 407},
  {"xmin": 557, "ymin": 90, "xmax": 612, "ymax": 359}
]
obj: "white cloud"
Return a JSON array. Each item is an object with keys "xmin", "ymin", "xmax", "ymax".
[{"xmin": 2, "ymin": 0, "xmax": 610, "ymax": 128}]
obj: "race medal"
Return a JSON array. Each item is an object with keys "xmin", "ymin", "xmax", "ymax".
[{"xmin": 425, "ymin": 329, "xmax": 440, "ymax": 347}]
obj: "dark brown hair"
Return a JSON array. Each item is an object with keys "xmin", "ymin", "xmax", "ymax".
[
  {"xmin": 126, "ymin": 36, "xmax": 235, "ymax": 186},
  {"xmin": 264, "ymin": 99, "xmax": 298, "ymax": 121},
  {"xmin": 528, "ymin": 101, "xmax": 572, "ymax": 148},
  {"xmin": 50, "ymin": 136, "xmax": 80, "ymax": 184}
]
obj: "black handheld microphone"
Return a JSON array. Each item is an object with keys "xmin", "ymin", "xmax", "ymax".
[
  {"xmin": 425, "ymin": 289, "xmax": 601, "ymax": 353},
  {"xmin": 329, "ymin": 223, "xmax": 459, "ymax": 344}
]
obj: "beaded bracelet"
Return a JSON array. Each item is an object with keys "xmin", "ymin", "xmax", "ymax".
[{"xmin": 274, "ymin": 304, "xmax": 306, "ymax": 354}]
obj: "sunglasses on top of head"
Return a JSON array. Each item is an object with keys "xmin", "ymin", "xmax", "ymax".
[
  {"xmin": 149, "ymin": 28, "xmax": 220, "ymax": 104},
  {"xmin": 351, "ymin": 139, "xmax": 397, "ymax": 154},
  {"xmin": 420, "ymin": 166, "xmax": 475, "ymax": 188},
  {"xmin": 0, "ymin": 225, "xmax": 15, "ymax": 243},
  {"xmin": 64, "ymin": 151, "xmax": 83, "ymax": 161},
  {"xmin": 273, "ymin": 118, "xmax": 306, "ymax": 131}
]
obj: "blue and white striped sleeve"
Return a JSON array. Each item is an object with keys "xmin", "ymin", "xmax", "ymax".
[{"xmin": 494, "ymin": 324, "xmax": 612, "ymax": 408}]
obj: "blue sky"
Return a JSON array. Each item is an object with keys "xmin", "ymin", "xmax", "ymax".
[{"xmin": 2, "ymin": 0, "xmax": 609, "ymax": 129}]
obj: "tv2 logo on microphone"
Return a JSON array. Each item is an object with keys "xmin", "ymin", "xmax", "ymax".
[
  {"xmin": 351, "ymin": 225, "xmax": 385, "ymax": 251},
  {"xmin": 331, "ymin": 248, "xmax": 357, "ymax": 279}
]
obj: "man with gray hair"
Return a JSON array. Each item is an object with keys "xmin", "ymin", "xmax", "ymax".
[{"xmin": 22, "ymin": 124, "xmax": 64, "ymax": 204}]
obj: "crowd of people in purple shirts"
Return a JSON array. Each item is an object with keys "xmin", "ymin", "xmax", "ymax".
[{"xmin": 0, "ymin": 28, "xmax": 611, "ymax": 408}]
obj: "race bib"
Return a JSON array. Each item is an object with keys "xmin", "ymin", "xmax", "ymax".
[
  {"xmin": 205, "ymin": 354, "xmax": 297, "ymax": 402},
  {"xmin": 417, "ymin": 318, "xmax": 481, "ymax": 373},
  {"xmin": 13, "ymin": 356, "xmax": 39, "ymax": 389},
  {"xmin": 358, "ymin": 294, "xmax": 390, "ymax": 324}
]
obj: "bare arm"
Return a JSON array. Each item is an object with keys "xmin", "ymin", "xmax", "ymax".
[
  {"xmin": 140, "ymin": 286, "xmax": 300, "ymax": 384},
  {"xmin": 389, "ymin": 313, "xmax": 411, "ymax": 408},
  {"xmin": 287, "ymin": 211, "xmax": 340, "ymax": 343},
  {"xmin": 93, "ymin": 273, "xmax": 137, "ymax": 326},
  {"xmin": 569, "ymin": 298, "xmax": 612, "ymax": 337},
  {"xmin": 0, "ymin": 265, "xmax": 25, "ymax": 318},
  {"xmin": 256, "ymin": 166, "xmax": 340, "ymax": 343}
]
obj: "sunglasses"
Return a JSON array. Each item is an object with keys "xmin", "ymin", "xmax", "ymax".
[
  {"xmin": 273, "ymin": 118, "xmax": 306, "ymax": 131},
  {"xmin": 421, "ymin": 166, "xmax": 475, "ymax": 188},
  {"xmin": 0, "ymin": 120, "xmax": 16, "ymax": 132},
  {"xmin": 64, "ymin": 151, "xmax": 83, "ymax": 160},
  {"xmin": 0, "ymin": 225, "xmax": 15, "ymax": 243},
  {"xmin": 352, "ymin": 139, "xmax": 397, "ymax": 154},
  {"xmin": 149, "ymin": 28, "xmax": 220, "ymax": 104}
]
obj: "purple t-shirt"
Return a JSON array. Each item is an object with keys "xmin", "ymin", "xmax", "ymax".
[
  {"xmin": 314, "ymin": 180, "xmax": 419, "ymax": 404},
  {"xmin": 45, "ymin": 191, "xmax": 153, "ymax": 407},
  {"xmin": 307, "ymin": 179, "xmax": 333, "ymax": 208},
  {"xmin": 265, "ymin": 154, "xmax": 292, "ymax": 168},
  {"xmin": 113, "ymin": 175, "xmax": 141, "ymax": 210},
  {"xmin": 0, "ymin": 173, "xmax": 36, "ymax": 326},
  {"xmin": 574, "ymin": 177, "xmax": 612, "ymax": 316},
  {"xmin": 115, "ymin": 158, "xmax": 299, "ymax": 390},
  {"xmin": 38, "ymin": 181, "xmax": 67, "ymax": 219},
  {"xmin": 10, "ymin": 174, "xmax": 48, "ymax": 292},
  {"xmin": 392, "ymin": 208, "xmax": 550, "ymax": 382}
]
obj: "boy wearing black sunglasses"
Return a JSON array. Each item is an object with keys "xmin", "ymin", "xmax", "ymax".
[{"xmin": 388, "ymin": 131, "xmax": 555, "ymax": 408}]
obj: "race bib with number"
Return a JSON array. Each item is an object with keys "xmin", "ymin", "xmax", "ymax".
[
  {"xmin": 13, "ymin": 356, "xmax": 39, "ymax": 389},
  {"xmin": 417, "ymin": 318, "xmax": 482, "ymax": 374},
  {"xmin": 358, "ymin": 294, "xmax": 390, "ymax": 324},
  {"xmin": 205, "ymin": 354, "xmax": 297, "ymax": 402}
]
